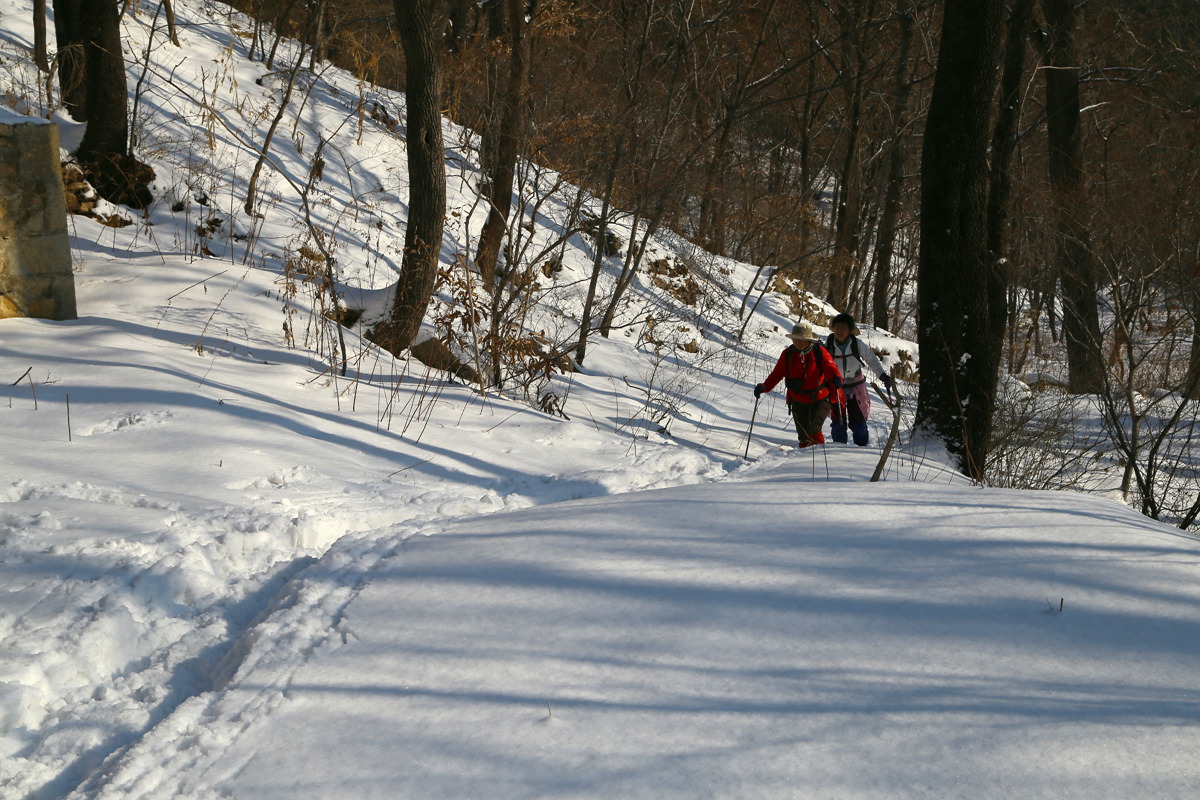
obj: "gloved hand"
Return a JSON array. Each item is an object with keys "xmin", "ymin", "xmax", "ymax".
[
  {"xmin": 753, "ymin": 383, "xmax": 766, "ymax": 398},
  {"xmin": 881, "ymin": 373, "xmax": 895, "ymax": 389}
]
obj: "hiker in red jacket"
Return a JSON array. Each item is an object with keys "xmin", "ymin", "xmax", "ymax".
[{"xmin": 754, "ymin": 321, "xmax": 844, "ymax": 448}]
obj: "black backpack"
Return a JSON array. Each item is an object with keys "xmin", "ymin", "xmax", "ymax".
[
  {"xmin": 827, "ymin": 333, "xmax": 870, "ymax": 381},
  {"xmin": 825, "ymin": 333, "xmax": 862, "ymax": 362}
]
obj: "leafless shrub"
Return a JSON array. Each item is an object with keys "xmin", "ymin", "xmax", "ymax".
[{"xmin": 985, "ymin": 378, "xmax": 1106, "ymax": 491}]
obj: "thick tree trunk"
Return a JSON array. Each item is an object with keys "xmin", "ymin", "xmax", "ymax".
[
  {"xmin": 53, "ymin": 0, "xmax": 154, "ymax": 208},
  {"xmin": 52, "ymin": 0, "xmax": 88, "ymax": 120},
  {"xmin": 915, "ymin": 0, "xmax": 1004, "ymax": 479},
  {"xmin": 1042, "ymin": 0, "xmax": 1105, "ymax": 394},
  {"xmin": 73, "ymin": 0, "xmax": 128, "ymax": 159},
  {"xmin": 369, "ymin": 0, "xmax": 447, "ymax": 356}
]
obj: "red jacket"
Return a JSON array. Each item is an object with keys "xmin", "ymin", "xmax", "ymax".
[{"xmin": 762, "ymin": 344, "xmax": 843, "ymax": 404}]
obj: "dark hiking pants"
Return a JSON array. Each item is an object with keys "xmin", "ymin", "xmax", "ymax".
[{"xmin": 791, "ymin": 398, "xmax": 831, "ymax": 446}]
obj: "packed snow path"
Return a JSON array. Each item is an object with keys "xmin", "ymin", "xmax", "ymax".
[{"xmin": 70, "ymin": 460, "xmax": 1200, "ymax": 799}]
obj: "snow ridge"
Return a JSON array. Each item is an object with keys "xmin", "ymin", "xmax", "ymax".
[{"xmin": 66, "ymin": 527, "xmax": 410, "ymax": 800}]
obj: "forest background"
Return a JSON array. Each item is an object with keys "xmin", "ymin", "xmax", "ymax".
[
  {"xmin": 15, "ymin": 0, "xmax": 1200, "ymax": 529},
  {"xmin": 234, "ymin": 0, "xmax": 1199, "ymax": 522}
]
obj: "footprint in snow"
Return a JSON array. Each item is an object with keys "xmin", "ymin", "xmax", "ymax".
[{"xmin": 81, "ymin": 410, "xmax": 176, "ymax": 437}]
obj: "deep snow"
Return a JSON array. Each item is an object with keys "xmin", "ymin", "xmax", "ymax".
[
  {"xmin": 2, "ymin": 0, "xmax": 1200, "ymax": 797},
  {"xmin": 43, "ymin": 466, "xmax": 1200, "ymax": 800}
]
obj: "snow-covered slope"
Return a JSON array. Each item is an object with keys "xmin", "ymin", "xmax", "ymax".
[
  {"xmin": 53, "ymin": 466, "xmax": 1200, "ymax": 800},
  {"xmin": 3, "ymin": 1, "xmax": 1199, "ymax": 798},
  {"xmin": 0, "ymin": 243, "xmax": 746, "ymax": 797}
]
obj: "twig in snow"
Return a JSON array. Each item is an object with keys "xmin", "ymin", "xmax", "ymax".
[
  {"xmin": 386, "ymin": 457, "xmax": 433, "ymax": 478},
  {"xmin": 166, "ymin": 270, "xmax": 228, "ymax": 303},
  {"xmin": 484, "ymin": 409, "xmax": 524, "ymax": 434}
]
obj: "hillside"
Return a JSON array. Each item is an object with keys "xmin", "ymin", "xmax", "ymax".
[{"xmin": 2, "ymin": 1, "xmax": 1199, "ymax": 798}]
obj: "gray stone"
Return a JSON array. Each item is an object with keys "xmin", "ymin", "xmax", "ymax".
[{"xmin": 0, "ymin": 116, "xmax": 76, "ymax": 320}]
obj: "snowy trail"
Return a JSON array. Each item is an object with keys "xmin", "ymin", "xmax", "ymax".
[
  {"xmin": 1, "ymin": 418, "xmax": 737, "ymax": 800},
  {"xmin": 0, "ymin": 288, "xmax": 908, "ymax": 800},
  {"xmin": 0, "ymin": 259, "xmax": 755, "ymax": 799},
  {"xmin": 1, "ymin": 2, "xmax": 1081, "ymax": 796},
  {"xmin": 63, "ymin": 460, "xmax": 1200, "ymax": 800}
]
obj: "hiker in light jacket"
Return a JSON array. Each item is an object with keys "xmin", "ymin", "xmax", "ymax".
[
  {"xmin": 755, "ymin": 321, "xmax": 843, "ymax": 448},
  {"xmin": 825, "ymin": 312, "xmax": 893, "ymax": 446}
]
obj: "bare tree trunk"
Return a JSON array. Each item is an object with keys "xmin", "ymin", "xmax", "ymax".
[
  {"xmin": 162, "ymin": 0, "xmax": 181, "ymax": 47},
  {"xmin": 266, "ymin": 0, "xmax": 301, "ymax": 70},
  {"xmin": 33, "ymin": 0, "xmax": 49, "ymax": 72},
  {"xmin": 475, "ymin": 0, "xmax": 529, "ymax": 284},
  {"xmin": 308, "ymin": 0, "xmax": 327, "ymax": 71},
  {"xmin": 1041, "ymin": 0, "xmax": 1105, "ymax": 393},
  {"xmin": 870, "ymin": 4, "xmax": 918, "ymax": 331},
  {"xmin": 696, "ymin": 112, "xmax": 735, "ymax": 256},
  {"xmin": 248, "ymin": 0, "xmax": 262, "ymax": 60},
  {"xmin": 574, "ymin": 140, "xmax": 622, "ymax": 366},
  {"xmin": 825, "ymin": 1, "xmax": 873, "ymax": 312},
  {"xmin": 445, "ymin": 0, "xmax": 474, "ymax": 53},
  {"xmin": 599, "ymin": 207, "xmax": 654, "ymax": 336},
  {"xmin": 986, "ymin": 0, "xmax": 1035, "ymax": 361},
  {"xmin": 244, "ymin": 46, "xmax": 306, "ymax": 215},
  {"xmin": 915, "ymin": 0, "xmax": 1005, "ymax": 479},
  {"xmin": 369, "ymin": 0, "xmax": 447, "ymax": 356},
  {"xmin": 1188, "ymin": 277, "xmax": 1200, "ymax": 398}
]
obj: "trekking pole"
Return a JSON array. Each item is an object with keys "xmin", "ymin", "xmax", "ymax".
[{"xmin": 744, "ymin": 395, "xmax": 761, "ymax": 459}]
